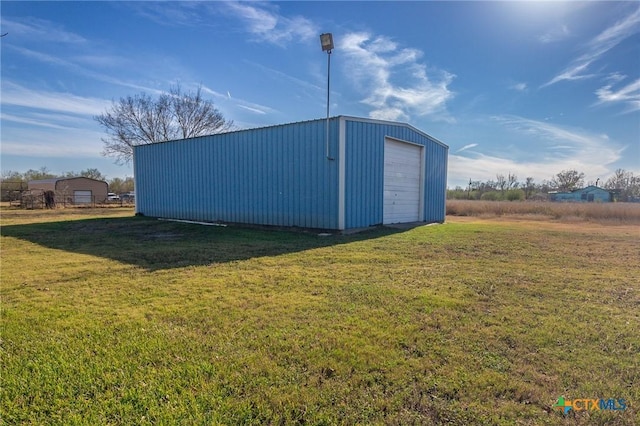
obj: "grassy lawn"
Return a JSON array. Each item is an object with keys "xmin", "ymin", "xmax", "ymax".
[{"xmin": 1, "ymin": 207, "xmax": 638, "ymax": 425}]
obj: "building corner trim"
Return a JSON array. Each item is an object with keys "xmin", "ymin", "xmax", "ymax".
[{"xmin": 338, "ymin": 117, "xmax": 346, "ymax": 230}]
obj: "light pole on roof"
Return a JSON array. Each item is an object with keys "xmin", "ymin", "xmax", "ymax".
[{"xmin": 320, "ymin": 33, "xmax": 334, "ymax": 160}]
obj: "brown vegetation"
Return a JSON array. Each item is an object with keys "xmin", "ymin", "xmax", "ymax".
[{"xmin": 447, "ymin": 200, "xmax": 640, "ymax": 224}]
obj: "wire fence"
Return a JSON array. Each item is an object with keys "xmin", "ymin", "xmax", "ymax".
[{"xmin": 10, "ymin": 192, "xmax": 134, "ymax": 209}]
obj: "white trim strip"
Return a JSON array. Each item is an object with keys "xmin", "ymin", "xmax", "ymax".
[{"xmin": 338, "ymin": 116, "xmax": 346, "ymax": 230}]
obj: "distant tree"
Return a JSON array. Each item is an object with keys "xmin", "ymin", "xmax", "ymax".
[
  {"xmin": 95, "ymin": 85, "xmax": 233, "ymax": 164},
  {"xmin": 496, "ymin": 174, "xmax": 507, "ymax": 193},
  {"xmin": 605, "ymin": 169, "xmax": 640, "ymax": 201},
  {"xmin": 507, "ymin": 173, "xmax": 518, "ymax": 189},
  {"xmin": 551, "ymin": 169, "xmax": 585, "ymax": 191},
  {"xmin": 63, "ymin": 168, "xmax": 106, "ymax": 181},
  {"xmin": 23, "ymin": 167, "xmax": 56, "ymax": 182},
  {"xmin": 0, "ymin": 171, "xmax": 27, "ymax": 201},
  {"xmin": 108, "ymin": 177, "xmax": 134, "ymax": 194},
  {"xmin": 523, "ymin": 177, "xmax": 535, "ymax": 199},
  {"xmin": 537, "ymin": 179, "xmax": 553, "ymax": 194},
  {"xmin": 79, "ymin": 168, "xmax": 105, "ymax": 180},
  {"xmin": 1, "ymin": 170, "xmax": 23, "ymax": 182}
]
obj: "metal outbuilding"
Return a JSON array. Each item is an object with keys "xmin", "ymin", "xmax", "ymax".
[
  {"xmin": 28, "ymin": 177, "xmax": 109, "ymax": 205},
  {"xmin": 133, "ymin": 116, "xmax": 448, "ymax": 231}
]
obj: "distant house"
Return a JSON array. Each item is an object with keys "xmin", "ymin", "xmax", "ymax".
[
  {"xmin": 28, "ymin": 177, "xmax": 109, "ymax": 205},
  {"xmin": 549, "ymin": 186, "xmax": 612, "ymax": 203}
]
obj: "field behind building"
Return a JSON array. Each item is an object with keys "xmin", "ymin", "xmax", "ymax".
[
  {"xmin": 1, "ymin": 206, "xmax": 638, "ymax": 425},
  {"xmin": 447, "ymin": 199, "xmax": 640, "ymax": 224}
]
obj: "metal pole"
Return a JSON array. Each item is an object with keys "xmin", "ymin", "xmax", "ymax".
[{"xmin": 326, "ymin": 50, "xmax": 333, "ymax": 160}]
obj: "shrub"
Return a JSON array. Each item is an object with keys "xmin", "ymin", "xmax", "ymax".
[
  {"xmin": 480, "ymin": 191, "xmax": 500, "ymax": 201},
  {"xmin": 506, "ymin": 189, "xmax": 524, "ymax": 201}
]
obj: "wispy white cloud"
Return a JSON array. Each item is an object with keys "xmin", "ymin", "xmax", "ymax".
[
  {"xmin": 604, "ymin": 72, "xmax": 627, "ymax": 84},
  {"xmin": 0, "ymin": 17, "xmax": 86, "ymax": 44},
  {"xmin": 492, "ymin": 114, "xmax": 621, "ymax": 164},
  {"xmin": 449, "ymin": 153, "xmax": 546, "ymax": 186},
  {"xmin": 510, "ymin": 82, "xmax": 528, "ymax": 92},
  {"xmin": 8, "ymin": 46, "xmax": 163, "ymax": 95},
  {"xmin": 542, "ymin": 60, "xmax": 596, "ymax": 87},
  {"xmin": 1, "ymin": 139, "xmax": 102, "ymax": 158},
  {"xmin": 455, "ymin": 143, "xmax": 478, "ymax": 153},
  {"xmin": 543, "ymin": 6, "xmax": 640, "ymax": 87},
  {"xmin": 339, "ymin": 32, "xmax": 455, "ymax": 122},
  {"xmin": 245, "ymin": 60, "xmax": 323, "ymax": 93},
  {"xmin": 539, "ymin": 24, "xmax": 570, "ymax": 43},
  {"xmin": 200, "ymin": 84, "xmax": 277, "ymax": 116},
  {"xmin": 595, "ymin": 78, "xmax": 640, "ymax": 113},
  {"xmin": 131, "ymin": 2, "xmax": 318, "ymax": 46},
  {"xmin": 125, "ymin": 2, "xmax": 212, "ymax": 28},
  {"xmin": 448, "ymin": 114, "xmax": 626, "ymax": 186},
  {"xmin": 1, "ymin": 81, "xmax": 108, "ymax": 116},
  {"xmin": 1, "ymin": 125, "xmax": 105, "ymax": 158},
  {"xmin": 237, "ymin": 105, "xmax": 267, "ymax": 115},
  {"xmin": 223, "ymin": 2, "xmax": 317, "ymax": 46},
  {"xmin": 0, "ymin": 112, "xmax": 81, "ymax": 130}
]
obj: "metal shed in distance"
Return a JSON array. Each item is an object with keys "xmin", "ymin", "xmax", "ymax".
[
  {"xmin": 134, "ymin": 116, "xmax": 448, "ymax": 231},
  {"xmin": 28, "ymin": 177, "xmax": 109, "ymax": 205}
]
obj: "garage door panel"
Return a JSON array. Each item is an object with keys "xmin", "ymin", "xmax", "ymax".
[
  {"xmin": 383, "ymin": 139, "xmax": 422, "ymax": 224},
  {"xmin": 74, "ymin": 190, "xmax": 92, "ymax": 204}
]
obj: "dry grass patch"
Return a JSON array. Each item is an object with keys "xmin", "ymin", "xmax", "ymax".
[{"xmin": 447, "ymin": 200, "xmax": 640, "ymax": 224}]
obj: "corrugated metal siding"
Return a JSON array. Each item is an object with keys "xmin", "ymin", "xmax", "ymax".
[
  {"xmin": 343, "ymin": 119, "xmax": 448, "ymax": 228},
  {"xmin": 134, "ymin": 119, "xmax": 339, "ymax": 229},
  {"xmin": 343, "ymin": 120, "xmax": 385, "ymax": 228},
  {"xmin": 422, "ymin": 140, "xmax": 448, "ymax": 223}
]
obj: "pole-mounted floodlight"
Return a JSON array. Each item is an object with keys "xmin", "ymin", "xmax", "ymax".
[
  {"xmin": 320, "ymin": 33, "xmax": 334, "ymax": 52},
  {"xmin": 320, "ymin": 33, "xmax": 334, "ymax": 160}
]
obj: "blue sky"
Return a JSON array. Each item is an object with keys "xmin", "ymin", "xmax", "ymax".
[{"xmin": 1, "ymin": 1, "xmax": 639, "ymax": 188}]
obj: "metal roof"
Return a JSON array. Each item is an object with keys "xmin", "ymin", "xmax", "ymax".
[
  {"xmin": 134, "ymin": 115, "xmax": 448, "ymax": 150},
  {"xmin": 28, "ymin": 177, "xmax": 107, "ymax": 184}
]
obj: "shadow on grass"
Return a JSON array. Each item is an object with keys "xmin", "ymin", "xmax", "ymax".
[{"xmin": 1, "ymin": 216, "xmax": 404, "ymax": 271}]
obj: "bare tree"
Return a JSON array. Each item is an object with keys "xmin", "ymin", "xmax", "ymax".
[
  {"xmin": 605, "ymin": 169, "xmax": 640, "ymax": 201},
  {"xmin": 496, "ymin": 174, "xmax": 507, "ymax": 193},
  {"xmin": 95, "ymin": 85, "xmax": 233, "ymax": 164},
  {"xmin": 523, "ymin": 177, "xmax": 535, "ymax": 199},
  {"xmin": 551, "ymin": 169, "xmax": 585, "ymax": 191}
]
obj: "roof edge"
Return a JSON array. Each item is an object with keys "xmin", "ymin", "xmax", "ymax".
[
  {"xmin": 133, "ymin": 115, "xmax": 449, "ymax": 150},
  {"xmin": 337, "ymin": 115, "xmax": 449, "ymax": 149}
]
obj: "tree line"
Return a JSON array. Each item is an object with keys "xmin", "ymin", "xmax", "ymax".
[{"xmin": 448, "ymin": 169, "xmax": 640, "ymax": 202}]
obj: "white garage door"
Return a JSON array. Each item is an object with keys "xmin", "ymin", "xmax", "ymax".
[
  {"xmin": 74, "ymin": 190, "xmax": 92, "ymax": 204},
  {"xmin": 383, "ymin": 139, "xmax": 422, "ymax": 224}
]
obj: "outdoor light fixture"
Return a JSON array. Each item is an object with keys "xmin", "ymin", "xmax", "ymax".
[
  {"xmin": 320, "ymin": 33, "xmax": 334, "ymax": 160},
  {"xmin": 320, "ymin": 33, "xmax": 334, "ymax": 52}
]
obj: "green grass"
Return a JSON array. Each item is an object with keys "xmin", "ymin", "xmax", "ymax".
[{"xmin": 1, "ymin": 208, "xmax": 638, "ymax": 425}]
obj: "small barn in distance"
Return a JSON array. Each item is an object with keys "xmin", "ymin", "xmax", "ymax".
[
  {"xmin": 134, "ymin": 116, "xmax": 449, "ymax": 231},
  {"xmin": 28, "ymin": 177, "xmax": 109, "ymax": 205},
  {"xmin": 549, "ymin": 185, "xmax": 612, "ymax": 203}
]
